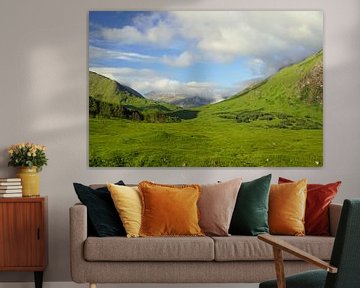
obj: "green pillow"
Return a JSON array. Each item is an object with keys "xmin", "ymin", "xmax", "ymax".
[{"xmin": 229, "ymin": 174, "xmax": 272, "ymax": 236}]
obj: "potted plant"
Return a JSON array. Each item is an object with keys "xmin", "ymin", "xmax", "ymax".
[{"xmin": 8, "ymin": 142, "xmax": 48, "ymax": 197}]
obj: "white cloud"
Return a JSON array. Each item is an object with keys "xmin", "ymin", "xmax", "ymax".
[
  {"xmin": 162, "ymin": 51, "xmax": 194, "ymax": 67},
  {"xmin": 99, "ymin": 14, "xmax": 174, "ymax": 46},
  {"xmin": 248, "ymin": 58, "xmax": 270, "ymax": 76},
  {"xmin": 100, "ymin": 26, "xmax": 143, "ymax": 44},
  {"xmin": 89, "ymin": 46, "xmax": 156, "ymax": 62},
  {"xmin": 170, "ymin": 11, "xmax": 323, "ymax": 66},
  {"xmin": 99, "ymin": 11, "xmax": 322, "ymax": 67}
]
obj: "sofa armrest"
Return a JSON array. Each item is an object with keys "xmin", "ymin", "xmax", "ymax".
[
  {"xmin": 329, "ymin": 203, "xmax": 342, "ymax": 237},
  {"xmin": 69, "ymin": 203, "xmax": 88, "ymax": 283}
]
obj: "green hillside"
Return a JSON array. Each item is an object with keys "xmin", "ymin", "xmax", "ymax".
[
  {"xmin": 89, "ymin": 71, "xmax": 178, "ymax": 114},
  {"xmin": 89, "ymin": 71, "xmax": 143, "ymax": 103},
  {"xmin": 89, "ymin": 51, "xmax": 323, "ymax": 167},
  {"xmin": 199, "ymin": 51, "xmax": 323, "ymax": 128}
]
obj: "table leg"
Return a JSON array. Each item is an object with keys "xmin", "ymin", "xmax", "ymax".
[{"xmin": 34, "ymin": 271, "xmax": 43, "ymax": 288}]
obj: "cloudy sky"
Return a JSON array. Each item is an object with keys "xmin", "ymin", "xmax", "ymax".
[{"xmin": 89, "ymin": 11, "xmax": 323, "ymax": 100}]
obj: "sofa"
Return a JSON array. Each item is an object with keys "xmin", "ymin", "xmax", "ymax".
[{"xmin": 70, "ymin": 201, "xmax": 342, "ymax": 287}]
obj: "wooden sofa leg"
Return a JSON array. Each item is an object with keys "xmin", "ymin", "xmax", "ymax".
[{"xmin": 89, "ymin": 283, "xmax": 96, "ymax": 288}]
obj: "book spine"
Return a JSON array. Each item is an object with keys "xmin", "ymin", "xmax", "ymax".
[
  {"xmin": 0, "ymin": 183, "xmax": 22, "ymax": 186},
  {"xmin": 0, "ymin": 178, "xmax": 21, "ymax": 182}
]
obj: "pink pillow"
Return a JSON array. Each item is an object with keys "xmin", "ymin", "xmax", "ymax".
[{"xmin": 198, "ymin": 178, "xmax": 242, "ymax": 236}]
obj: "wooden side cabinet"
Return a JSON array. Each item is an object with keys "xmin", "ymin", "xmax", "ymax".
[{"xmin": 0, "ymin": 197, "xmax": 47, "ymax": 288}]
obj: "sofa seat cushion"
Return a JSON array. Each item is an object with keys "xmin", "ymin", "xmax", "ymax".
[
  {"xmin": 212, "ymin": 236, "xmax": 334, "ymax": 261},
  {"xmin": 84, "ymin": 236, "xmax": 214, "ymax": 261}
]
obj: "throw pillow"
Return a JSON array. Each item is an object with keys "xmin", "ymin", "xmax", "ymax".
[
  {"xmin": 107, "ymin": 183, "xmax": 142, "ymax": 238},
  {"xmin": 138, "ymin": 181, "xmax": 203, "ymax": 237},
  {"xmin": 198, "ymin": 178, "xmax": 242, "ymax": 236},
  {"xmin": 73, "ymin": 181, "xmax": 126, "ymax": 237},
  {"xmin": 279, "ymin": 177, "xmax": 341, "ymax": 236},
  {"xmin": 269, "ymin": 179, "xmax": 307, "ymax": 236},
  {"xmin": 229, "ymin": 174, "xmax": 272, "ymax": 236}
]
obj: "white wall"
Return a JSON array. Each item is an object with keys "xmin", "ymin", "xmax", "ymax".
[{"xmin": 0, "ymin": 0, "xmax": 359, "ymax": 283}]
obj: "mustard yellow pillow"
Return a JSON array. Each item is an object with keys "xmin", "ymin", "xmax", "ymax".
[
  {"xmin": 107, "ymin": 183, "xmax": 142, "ymax": 238},
  {"xmin": 138, "ymin": 181, "xmax": 204, "ymax": 237},
  {"xmin": 269, "ymin": 179, "xmax": 307, "ymax": 236}
]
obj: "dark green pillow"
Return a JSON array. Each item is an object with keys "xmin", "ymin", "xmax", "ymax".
[
  {"xmin": 73, "ymin": 181, "xmax": 126, "ymax": 237},
  {"xmin": 229, "ymin": 174, "xmax": 272, "ymax": 236}
]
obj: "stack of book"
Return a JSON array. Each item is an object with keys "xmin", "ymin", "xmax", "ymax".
[{"xmin": 0, "ymin": 178, "xmax": 22, "ymax": 197}]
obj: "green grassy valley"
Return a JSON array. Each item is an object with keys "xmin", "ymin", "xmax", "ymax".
[{"xmin": 89, "ymin": 51, "xmax": 323, "ymax": 167}]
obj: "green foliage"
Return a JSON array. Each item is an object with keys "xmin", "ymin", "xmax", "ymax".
[
  {"xmin": 89, "ymin": 96, "xmax": 181, "ymax": 123},
  {"xmin": 8, "ymin": 143, "xmax": 48, "ymax": 171},
  {"xmin": 232, "ymin": 109, "xmax": 322, "ymax": 130},
  {"xmin": 89, "ymin": 96, "xmax": 144, "ymax": 121}
]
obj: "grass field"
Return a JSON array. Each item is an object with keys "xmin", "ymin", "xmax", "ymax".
[{"xmin": 89, "ymin": 117, "xmax": 322, "ymax": 167}]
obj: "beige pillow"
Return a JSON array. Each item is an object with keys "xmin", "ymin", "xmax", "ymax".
[{"xmin": 198, "ymin": 178, "xmax": 242, "ymax": 236}]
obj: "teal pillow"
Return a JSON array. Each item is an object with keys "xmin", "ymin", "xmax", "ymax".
[{"xmin": 229, "ymin": 174, "xmax": 272, "ymax": 236}]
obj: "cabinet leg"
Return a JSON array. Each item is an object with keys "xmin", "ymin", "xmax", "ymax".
[{"xmin": 34, "ymin": 271, "xmax": 43, "ymax": 288}]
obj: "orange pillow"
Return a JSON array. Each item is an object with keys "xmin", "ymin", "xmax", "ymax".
[
  {"xmin": 138, "ymin": 181, "xmax": 204, "ymax": 237},
  {"xmin": 269, "ymin": 179, "xmax": 307, "ymax": 236}
]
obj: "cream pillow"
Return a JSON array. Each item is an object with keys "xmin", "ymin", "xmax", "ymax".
[{"xmin": 107, "ymin": 183, "xmax": 142, "ymax": 237}]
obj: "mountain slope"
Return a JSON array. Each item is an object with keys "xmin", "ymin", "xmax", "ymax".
[
  {"xmin": 89, "ymin": 71, "xmax": 143, "ymax": 103},
  {"xmin": 199, "ymin": 51, "xmax": 323, "ymax": 129},
  {"xmin": 89, "ymin": 71, "xmax": 179, "ymax": 113}
]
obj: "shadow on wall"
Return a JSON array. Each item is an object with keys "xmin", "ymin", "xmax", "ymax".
[{"xmin": 0, "ymin": 0, "xmax": 87, "ymax": 283}]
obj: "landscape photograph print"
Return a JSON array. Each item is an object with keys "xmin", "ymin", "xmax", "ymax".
[{"xmin": 89, "ymin": 11, "xmax": 323, "ymax": 167}]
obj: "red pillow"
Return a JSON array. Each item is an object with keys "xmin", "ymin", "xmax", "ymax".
[{"xmin": 278, "ymin": 177, "xmax": 341, "ymax": 236}]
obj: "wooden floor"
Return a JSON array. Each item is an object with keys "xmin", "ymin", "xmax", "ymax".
[{"xmin": 0, "ymin": 283, "xmax": 259, "ymax": 288}]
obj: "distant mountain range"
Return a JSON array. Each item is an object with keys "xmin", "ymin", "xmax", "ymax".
[{"xmin": 145, "ymin": 91, "xmax": 214, "ymax": 108}]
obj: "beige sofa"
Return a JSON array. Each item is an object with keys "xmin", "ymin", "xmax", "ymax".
[{"xmin": 70, "ymin": 203, "xmax": 342, "ymax": 287}]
